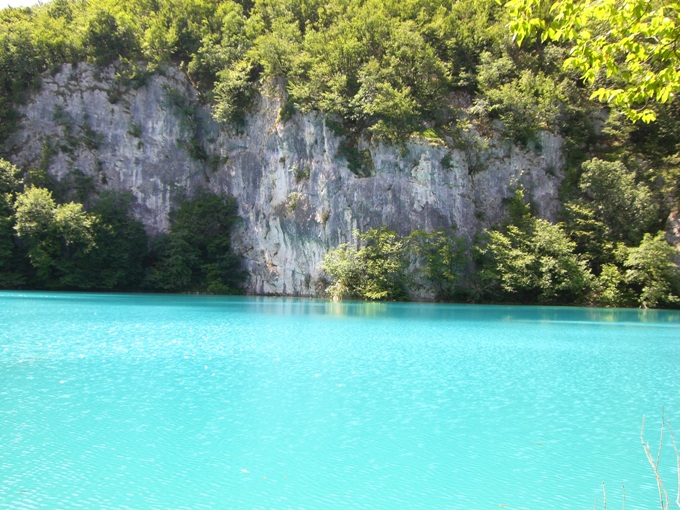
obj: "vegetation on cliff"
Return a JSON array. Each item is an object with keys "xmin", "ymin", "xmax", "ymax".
[
  {"xmin": 0, "ymin": 0, "xmax": 679, "ymax": 304},
  {"xmin": 1, "ymin": 159, "xmax": 244, "ymax": 293},
  {"xmin": 322, "ymin": 193, "xmax": 679, "ymax": 308},
  {"xmin": 0, "ymin": 0, "xmax": 597, "ymax": 146}
]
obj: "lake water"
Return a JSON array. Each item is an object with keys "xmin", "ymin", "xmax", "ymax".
[{"xmin": 1, "ymin": 292, "xmax": 679, "ymax": 509}]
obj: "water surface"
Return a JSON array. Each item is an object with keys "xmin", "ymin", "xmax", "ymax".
[{"xmin": 1, "ymin": 292, "xmax": 679, "ymax": 509}]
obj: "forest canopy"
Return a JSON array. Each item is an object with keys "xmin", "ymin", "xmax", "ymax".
[{"xmin": 0, "ymin": 0, "xmax": 582, "ymax": 144}]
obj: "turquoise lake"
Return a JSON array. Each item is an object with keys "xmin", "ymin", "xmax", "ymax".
[{"xmin": 1, "ymin": 292, "xmax": 679, "ymax": 509}]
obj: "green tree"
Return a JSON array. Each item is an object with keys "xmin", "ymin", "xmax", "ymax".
[
  {"xmin": 0, "ymin": 17, "xmax": 44, "ymax": 143},
  {"xmin": 83, "ymin": 9, "xmax": 139, "ymax": 67},
  {"xmin": 477, "ymin": 65, "xmax": 566, "ymax": 145},
  {"xmin": 13, "ymin": 186, "xmax": 58, "ymax": 281},
  {"xmin": 320, "ymin": 242, "xmax": 363, "ymax": 300},
  {"xmin": 145, "ymin": 233, "xmax": 198, "ymax": 291},
  {"xmin": 187, "ymin": 1, "xmax": 251, "ymax": 91},
  {"xmin": 50, "ymin": 201, "xmax": 98, "ymax": 287},
  {"xmin": 0, "ymin": 159, "xmax": 26, "ymax": 287},
  {"xmin": 145, "ymin": 191, "xmax": 244, "ymax": 293},
  {"xmin": 409, "ymin": 228, "xmax": 468, "ymax": 301},
  {"xmin": 593, "ymin": 262, "xmax": 634, "ymax": 307},
  {"xmin": 561, "ymin": 201, "xmax": 612, "ymax": 271},
  {"xmin": 142, "ymin": 0, "xmax": 219, "ymax": 67},
  {"xmin": 478, "ymin": 191, "xmax": 592, "ymax": 304},
  {"xmin": 505, "ymin": 0, "xmax": 680, "ymax": 122},
  {"xmin": 321, "ymin": 227, "xmax": 409, "ymax": 301},
  {"xmin": 479, "ymin": 218, "xmax": 592, "ymax": 303},
  {"xmin": 285, "ymin": 0, "xmax": 452, "ymax": 140},
  {"xmin": 213, "ymin": 59, "xmax": 258, "ymax": 125},
  {"xmin": 569, "ymin": 158, "xmax": 660, "ymax": 246},
  {"xmin": 357, "ymin": 227, "xmax": 410, "ymax": 300},
  {"xmin": 624, "ymin": 231, "xmax": 680, "ymax": 308},
  {"xmin": 13, "ymin": 186, "xmax": 98, "ymax": 287},
  {"xmin": 63, "ymin": 191, "xmax": 148, "ymax": 290}
]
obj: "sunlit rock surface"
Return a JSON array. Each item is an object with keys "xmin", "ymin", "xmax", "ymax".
[{"xmin": 6, "ymin": 64, "xmax": 566, "ymax": 296}]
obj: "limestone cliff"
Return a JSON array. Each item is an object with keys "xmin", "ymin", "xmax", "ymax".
[{"xmin": 5, "ymin": 64, "xmax": 565, "ymax": 296}]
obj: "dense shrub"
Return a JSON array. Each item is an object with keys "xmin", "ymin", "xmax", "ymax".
[
  {"xmin": 321, "ymin": 228, "xmax": 409, "ymax": 301},
  {"xmin": 144, "ymin": 191, "xmax": 245, "ymax": 294},
  {"xmin": 409, "ymin": 228, "xmax": 469, "ymax": 301},
  {"xmin": 476, "ymin": 192, "xmax": 593, "ymax": 305},
  {"xmin": 322, "ymin": 227, "xmax": 470, "ymax": 302},
  {"xmin": 0, "ymin": 158, "xmax": 244, "ymax": 294}
]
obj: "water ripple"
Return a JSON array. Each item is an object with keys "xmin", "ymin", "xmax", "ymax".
[{"xmin": 1, "ymin": 292, "xmax": 678, "ymax": 509}]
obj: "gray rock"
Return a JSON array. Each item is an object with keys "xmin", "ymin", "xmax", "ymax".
[{"xmin": 5, "ymin": 64, "xmax": 567, "ymax": 297}]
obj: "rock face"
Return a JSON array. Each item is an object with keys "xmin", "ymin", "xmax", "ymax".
[{"xmin": 5, "ymin": 64, "xmax": 565, "ymax": 296}]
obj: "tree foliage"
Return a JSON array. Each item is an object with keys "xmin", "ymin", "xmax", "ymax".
[
  {"xmin": 320, "ymin": 241, "xmax": 364, "ymax": 300},
  {"xmin": 0, "ymin": 0, "xmax": 593, "ymax": 147},
  {"xmin": 13, "ymin": 186, "xmax": 97, "ymax": 285},
  {"xmin": 409, "ymin": 228, "xmax": 469, "ymax": 301},
  {"xmin": 570, "ymin": 158, "xmax": 660, "ymax": 246},
  {"xmin": 144, "ymin": 191, "xmax": 244, "ymax": 294},
  {"xmin": 321, "ymin": 227, "xmax": 409, "ymax": 301},
  {"xmin": 477, "ymin": 191, "xmax": 593, "ymax": 304},
  {"xmin": 0, "ymin": 158, "xmax": 243, "ymax": 293},
  {"xmin": 505, "ymin": 0, "xmax": 680, "ymax": 122},
  {"xmin": 322, "ymin": 227, "xmax": 471, "ymax": 302},
  {"xmin": 473, "ymin": 49, "xmax": 572, "ymax": 145},
  {"xmin": 0, "ymin": 159, "xmax": 25, "ymax": 286},
  {"xmin": 83, "ymin": 191, "xmax": 148, "ymax": 290},
  {"xmin": 624, "ymin": 231, "xmax": 680, "ymax": 308}
]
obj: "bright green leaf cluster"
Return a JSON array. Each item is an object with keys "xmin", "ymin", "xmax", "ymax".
[
  {"xmin": 477, "ymin": 190, "xmax": 593, "ymax": 304},
  {"xmin": 321, "ymin": 227, "xmax": 411, "ymax": 301},
  {"xmin": 505, "ymin": 0, "xmax": 680, "ymax": 122}
]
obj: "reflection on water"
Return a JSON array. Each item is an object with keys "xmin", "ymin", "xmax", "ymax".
[{"xmin": 0, "ymin": 291, "xmax": 679, "ymax": 510}]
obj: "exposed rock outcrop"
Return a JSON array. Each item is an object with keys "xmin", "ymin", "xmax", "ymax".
[{"xmin": 5, "ymin": 64, "xmax": 565, "ymax": 296}]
